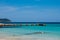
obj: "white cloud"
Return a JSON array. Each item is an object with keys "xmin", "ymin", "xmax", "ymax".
[
  {"xmin": 0, "ymin": 6, "xmax": 18, "ymax": 13},
  {"xmin": 0, "ymin": 6, "xmax": 38, "ymax": 13},
  {"xmin": 0, "ymin": 5, "xmax": 60, "ymax": 22}
]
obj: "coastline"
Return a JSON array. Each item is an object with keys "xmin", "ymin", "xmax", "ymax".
[
  {"xmin": 0, "ymin": 32, "xmax": 60, "ymax": 40},
  {"xmin": 0, "ymin": 24, "xmax": 60, "ymax": 40},
  {"xmin": 0, "ymin": 35, "xmax": 60, "ymax": 40}
]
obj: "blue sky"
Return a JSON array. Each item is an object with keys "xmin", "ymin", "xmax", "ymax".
[{"xmin": 0, "ymin": 0, "xmax": 60, "ymax": 22}]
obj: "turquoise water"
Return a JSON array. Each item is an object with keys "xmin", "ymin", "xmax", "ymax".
[{"xmin": 0, "ymin": 24, "xmax": 60, "ymax": 40}]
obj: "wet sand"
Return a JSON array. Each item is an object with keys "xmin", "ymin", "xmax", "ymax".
[
  {"xmin": 0, "ymin": 35, "xmax": 60, "ymax": 40},
  {"xmin": 0, "ymin": 32, "xmax": 60, "ymax": 40}
]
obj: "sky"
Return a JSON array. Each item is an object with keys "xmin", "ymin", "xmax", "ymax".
[{"xmin": 0, "ymin": 0, "xmax": 60, "ymax": 22}]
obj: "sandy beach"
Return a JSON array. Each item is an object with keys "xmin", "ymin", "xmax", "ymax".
[
  {"xmin": 0, "ymin": 24, "xmax": 60, "ymax": 40},
  {"xmin": 0, "ymin": 35, "xmax": 60, "ymax": 40},
  {"xmin": 0, "ymin": 31, "xmax": 60, "ymax": 40}
]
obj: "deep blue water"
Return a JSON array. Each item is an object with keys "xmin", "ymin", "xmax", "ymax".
[{"xmin": 1, "ymin": 22, "xmax": 60, "ymax": 24}]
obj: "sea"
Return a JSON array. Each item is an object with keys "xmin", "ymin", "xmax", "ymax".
[{"xmin": 0, "ymin": 22, "xmax": 60, "ymax": 40}]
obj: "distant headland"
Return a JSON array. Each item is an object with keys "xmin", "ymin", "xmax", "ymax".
[{"xmin": 0, "ymin": 18, "xmax": 11, "ymax": 22}]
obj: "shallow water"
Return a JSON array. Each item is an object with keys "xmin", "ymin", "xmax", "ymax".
[{"xmin": 0, "ymin": 24, "xmax": 60, "ymax": 40}]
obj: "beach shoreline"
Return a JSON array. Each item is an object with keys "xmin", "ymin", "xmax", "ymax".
[{"xmin": 0, "ymin": 35, "xmax": 60, "ymax": 40}]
